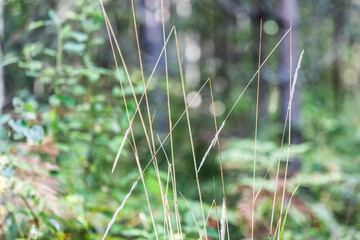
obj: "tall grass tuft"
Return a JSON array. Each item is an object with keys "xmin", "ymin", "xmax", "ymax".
[{"xmin": 98, "ymin": 1, "xmax": 304, "ymax": 239}]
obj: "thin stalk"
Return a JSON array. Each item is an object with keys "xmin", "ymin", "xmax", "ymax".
[
  {"xmin": 179, "ymin": 192, "xmax": 202, "ymax": 239},
  {"xmin": 174, "ymin": 28, "xmax": 208, "ymax": 239},
  {"xmin": 102, "ymin": 77, "xmax": 210, "ymax": 239},
  {"xmin": 200, "ymin": 199, "xmax": 217, "ymax": 238},
  {"xmin": 198, "ymin": 28, "xmax": 291, "ymax": 175},
  {"xmin": 103, "ymin": 6, "xmax": 176, "ymax": 172},
  {"xmin": 209, "ymin": 79, "xmax": 230, "ymax": 240},
  {"xmin": 157, "ymin": 133, "xmax": 174, "ymax": 240},
  {"xmin": 99, "ymin": 2, "xmax": 158, "ymax": 238},
  {"xmin": 214, "ymin": 199, "xmax": 221, "ymax": 240},
  {"xmin": 130, "ymin": 0, "xmax": 168, "ymax": 232},
  {"xmin": 270, "ymin": 49, "xmax": 304, "ymax": 239},
  {"xmin": 160, "ymin": 0, "xmax": 182, "ymax": 237},
  {"xmin": 251, "ymin": 19, "xmax": 262, "ymax": 240},
  {"xmin": 278, "ymin": 25, "xmax": 293, "ymax": 234},
  {"xmin": 55, "ymin": 23, "xmax": 63, "ymax": 75}
]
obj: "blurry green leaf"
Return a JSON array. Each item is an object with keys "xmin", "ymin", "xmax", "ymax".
[
  {"xmin": 2, "ymin": 167, "xmax": 15, "ymax": 178},
  {"xmin": 112, "ymin": 86, "xmax": 122, "ymax": 97},
  {"xmin": 49, "ymin": 95, "xmax": 61, "ymax": 107},
  {"xmin": 71, "ymin": 31, "xmax": 88, "ymax": 42},
  {"xmin": 28, "ymin": 20, "xmax": 50, "ymax": 31},
  {"xmin": 12, "ymin": 97, "xmax": 24, "ymax": 112},
  {"xmin": 8, "ymin": 119, "xmax": 27, "ymax": 134},
  {"xmin": 72, "ymin": 85, "xmax": 86, "ymax": 96},
  {"xmin": 43, "ymin": 66, "xmax": 56, "ymax": 77},
  {"xmin": 90, "ymin": 38, "xmax": 105, "ymax": 46},
  {"xmin": 48, "ymin": 9, "xmax": 60, "ymax": 24},
  {"xmin": 63, "ymin": 42, "xmax": 86, "ymax": 54},
  {"xmin": 23, "ymin": 43, "xmax": 43, "ymax": 57},
  {"xmin": 61, "ymin": 24, "xmax": 72, "ymax": 38},
  {"xmin": 0, "ymin": 114, "xmax": 11, "ymax": 126},
  {"xmin": 28, "ymin": 60, "xmax": 43, "ymax": 72},
  {"xmin": 43, "ymin": 48, "xmax": 57, "ymax": 57},
  {"xmin": 121, "ymin": 229, "xmax": 152, "ymax": 238},
  {"xmin": 49, "ymin": 219, "xmax": 61, "ymax": 232},
  {"xmin": 58, "ymin": 95, "xmax": 75, "ymax": 108},
  {"xmin": 1, "ymin": 56, "xmax": 18, "ymax": 67},
  {"xmin": 24, "ymin": 101, "xmax": 38, "ymax": 112},
  {"xmin": 23, "ymin": 125, "xmax": 44, "ymax": 145}
]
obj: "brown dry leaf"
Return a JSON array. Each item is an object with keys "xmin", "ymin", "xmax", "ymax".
[{"xmin": 19, "ymin": 136, "xmax": 60, "ymax": 161}]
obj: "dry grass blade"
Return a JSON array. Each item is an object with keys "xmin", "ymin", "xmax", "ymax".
[
  {"xmin": 197, "ymin": 121, "xmax": 225, "ymax": 173},
  {"xmin": 99, "ymin": 1, "xmax": 158, "ymax": 238},
  {"xmin": 214, "ymin": 198, "xmax": 221, "ymax": 240},
  {"xmin": 174, "ymin": 28, "xmax": 208, "ymax": 239},
  {"xmin": 112, "ymin": 120, "xmax": 132, "ymax": 173},
  {"xmin": 222, "ymin": 28, "xmax": 291, "ymax": 124},
  {"xmin": 269, "ymin": 49, "xmax": 304, "ymax": 238},
  {"xmin": 138, "ymin": 78, "xmax": 210, "ymax": 179},
  {"xmin": 101, "ymin": 78, "xmax": 210, "ymax": 239},
  {"xmin": 198, "ymin": 28, "xmax": 291, "ymax": 174},
  {"xmin": 99, "ymin": 1, "xmax": 295, "ymax": 238},
  {"xmin": 200, "ymin": 199, "xmax": 217, "ymax": 238},
  {"xmin": 108, "ymin": 23, "xmax": 175, "ymax": 172},
  {"xmin": 278, "ymin": 49, "xmax": 304, "ymax": 231},
  {"xmin": 156, "ymin": 133, "xmax": 174, "ymax": 240},
  {"xmin": 208, "ymin": 78, "xmax": 230, "ymax": 239},
  {"xmin": 251, "ymin": 19, "xmax": 262, "ymax": 240},
  {"xmin": 179, "ymin": 192, "xmax": 202, "ymax": 239},
  {"xmin": 220, "ymin": 197, "xmax": 226, "ymax": 240},
  {"xmin": 102, "ymin": 179, "xmax": 139, "ymax": 240},
  {"xmin": 254, "ymin": 108, "xmax": 289, "ymax": 203},
  {"xmin": 130, "ymin": 0, "xmax": 169, "ymax": 232},
  {"xmin": 102, "ymin": 140, "xmax": 139, "ymax": 240},
  {"xmin": 102, "ymin": 2, "xmax": 175, "ymax": 170},
  {"xmin": 160, "ymin": 0, "xmax": 182, "ymax": 237}
]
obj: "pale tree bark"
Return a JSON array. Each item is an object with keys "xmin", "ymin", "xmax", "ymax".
[
  {"xmin": 0, "ymin": 0, "xmax": 4, "ymax": 113},
  {"xmin": 140, "ymin": 0, "xmax": 167, "ymax": 131},
  {"xmin": 279, "ymin": 0, "xmax": 299, "ymax": 138},
  {"xmin": 332, "ymin": 1, "xmax": 347, "ymax": 113},
  {"xmin": 278, "ymin": 0, "xmax": 301, "ymax": 174},
  {"xmin": 251, "ymin": 0, "xmax": 269, "ymax": 124}
]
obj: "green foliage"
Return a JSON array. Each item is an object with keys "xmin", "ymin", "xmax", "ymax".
[
  {"xmin": 2, "ymin": 0, "xmax": 360, "ymax": 239},
  {"xmin": 1, "ymin": 0, "xmax": 142, "ymax": 238}
]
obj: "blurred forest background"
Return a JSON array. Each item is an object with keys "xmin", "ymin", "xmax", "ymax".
[{"xmin": 1, "ymin": 0, "xmax": 360, "ymax": 239}]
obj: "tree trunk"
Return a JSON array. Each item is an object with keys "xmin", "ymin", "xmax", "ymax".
[
  {"xmin": 278, "ymin": 0, "xmax": 301, "ymax": 174},
  {"xmin": 332, "ymin": 1, "xmax": 346, "ymax": 113},
  {"xmin": 251, "ymin": 0, "xmax": 269, "ymax": 125},
  {"xmin": 0, "ymin": 0, "xmax": 4, "ymax": 113},
  {"xmin": 140, "ymin": 0, "xmax": 167, "ymax": 131}
]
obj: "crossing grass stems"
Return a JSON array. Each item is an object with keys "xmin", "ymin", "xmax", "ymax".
[{"xmin": 98, "ymin": 1, "xmax": 304, "ymax": 239}]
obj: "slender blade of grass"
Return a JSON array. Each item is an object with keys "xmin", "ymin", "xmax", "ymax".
[{"xmin": 251, "ymin": 19, "xmax": 262, "ymax": 240}]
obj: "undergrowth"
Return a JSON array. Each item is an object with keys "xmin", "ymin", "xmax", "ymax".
[
  {"xmin": 98, "ymin": 1, "xmax": 304, "ymax": 239},
  {"xmin": 0, "ymin": 0, "xmax": 313, "ymax": 239}
]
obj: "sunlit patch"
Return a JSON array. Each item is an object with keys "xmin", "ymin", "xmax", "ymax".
[
  {"xmin": 187, "ymin": 91, "xmax": 202, "ymax": 108},
  {"xmin": 268, "ymin": 87, "xmax": 279, "ymax": 115},
  {"xmin": 343, "ymin": 68, "xmax": 358, "ymax": 86},
  {"xmin": 0, "ymin": 176, "xmax": 7, "ymax": 193},
  {"xmin": 264, "ymin": 20, "xmax": 279, "ymax": 35},
  {"xmin": 176, "ymin": 0, "xmax": 192, "ymax": 18},
  {"xmin": 214, "ymin": 76, "xmax": 228, "ymax": 93},
  {"xmin": 209, "ymin": 100, "xmax": 225, "ymax": 116},
  {"xmin": 236, "ymin": 12, "xmax": 251, "ymax": 29},
  {"xmin": 155, "ymin": 7, "xmax": 170, "ymax": 23},
  {"xmin": 185, "ymin": 65, "xmax": 200, "ymax": 87},
  {"xmin": 185, "ymin": 33, "xmax": 201, "ymax": 63},
  {"xmin": 29, "ymin": 225, "xmax": 39, "ymax": 239}
]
